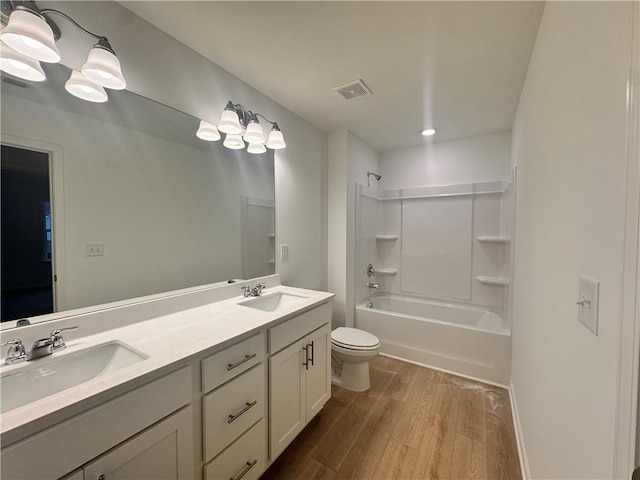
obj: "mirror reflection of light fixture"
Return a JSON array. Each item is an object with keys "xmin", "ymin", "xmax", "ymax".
[
  {"xmin": 0, "ymin": 43, "xmax": 45, "ymax": 81},
  {"xmin": 64, "ymin": 69, "xmax": 107, "ymax": 103},
  {"xmin": 247, "ymin": 142, "xmax": 267, "ymax": 155},
  {"xmin": 223, "ymin": 133, "xmax": 245, "ymax": 150},
  {"xmin": 196, "ymin": 120, "xmax": 221, "ymax": 141},
  {"xmin": 199, "ymin": 100, "xmax": 286, "ymax": 154},
  {"xmin": 0, "ymin": 1, "xmax": 126, "ymax": 102}
]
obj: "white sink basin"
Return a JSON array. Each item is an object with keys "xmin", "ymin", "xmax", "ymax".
[
  {"xmin": 1, "ymin": 341, "xmax": 147, "ymax": 413},
  {"xmin": 239, "ymin": 292, "xmax": 309, "ymax": 312}
]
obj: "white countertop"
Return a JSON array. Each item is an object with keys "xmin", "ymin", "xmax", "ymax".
[{"xmin": 0, "ymin": 282, "xmax": 334, "ymax": 443}]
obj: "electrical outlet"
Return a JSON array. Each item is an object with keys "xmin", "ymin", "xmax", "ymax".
[
  {"xmin": 577, "ymin": 275, "xmax": 599, "ymax": 335},
  {"xmin": 280, "ymin": 244, "xmax": 289, "ymax": 261},
  {"xmin": 86, "ymin": 242, "xmax": 104, "ymax": 257}
]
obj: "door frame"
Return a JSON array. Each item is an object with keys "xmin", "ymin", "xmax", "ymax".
[
  {"xmin": 614, "ymin": 2, "xmax": 640, "ymax": 478},
  {"xmin": 1, "ymin": 134, "xmax": 67, "ymax": 314}
]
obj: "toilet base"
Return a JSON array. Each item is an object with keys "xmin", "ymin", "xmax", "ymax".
[{"xmin": 332, "ymin": 361, "xmax": 371, "ymax": 392}]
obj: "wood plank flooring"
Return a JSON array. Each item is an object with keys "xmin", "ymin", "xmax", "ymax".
[{"xmin": 261, "ymin": 355, "xmax": 521, "ymax": 480}]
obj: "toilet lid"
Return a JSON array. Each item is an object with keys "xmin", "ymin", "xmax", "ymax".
[{"xmin": 331, "ymin": 327, "xmax": 379, "ymax": 349}]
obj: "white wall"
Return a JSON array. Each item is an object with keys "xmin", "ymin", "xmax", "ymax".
[
  {"xmin": 327, "ymin": 131, "xmax": 379, "ymax": 327},
  {"xmin": 510, "ymin": 2, "xmax": 634, "ymax": 478},
  {"xmin": 2, "ymin": 94, "xmax": 273, "ymax": 309},
  {"xmin": 379, "ymin": 131, "xmax": 512, "ymax": 189},
  {"xmin": 39, "ymin": 1, "xmax": 328, "ymax": 291}
]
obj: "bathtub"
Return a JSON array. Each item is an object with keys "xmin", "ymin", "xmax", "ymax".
[{"xmin": 356, "ymin": 294, "xmax": 511, "ymax": 386}]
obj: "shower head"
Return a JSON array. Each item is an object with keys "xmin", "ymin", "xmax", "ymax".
[{"xmin": 367, "ymin": 171, "xmax": 381, "ymax": 181}]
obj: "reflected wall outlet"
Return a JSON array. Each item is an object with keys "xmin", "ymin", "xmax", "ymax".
[
  {"xmin": 577, "ymin": 275, "xmax": 599, "ymax": 335},
  {"xmin": 86, "ymin": 242, "xmax": 104, "ymax": 257},
  {"xmin": 280, "ymin": 244, "xmax": 289, "ymax": 261}
]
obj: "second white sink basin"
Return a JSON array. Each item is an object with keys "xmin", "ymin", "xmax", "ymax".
[
  {"xmin": 1, "ymin": 341, "xmax": 147, "ymax": 413},
  {"xmin": 239, "ymin": 292, "xmax": 309, "ymax": 312}
]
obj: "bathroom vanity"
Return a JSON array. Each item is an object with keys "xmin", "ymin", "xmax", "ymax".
[{"xmin": 0, "ymin": 275, "xmax": 334, "ymax": 480}]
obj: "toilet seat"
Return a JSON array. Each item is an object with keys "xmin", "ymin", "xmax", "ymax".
[{"xmin": 331, "ymin": 327, "xmax": 380, "ymax": 351}]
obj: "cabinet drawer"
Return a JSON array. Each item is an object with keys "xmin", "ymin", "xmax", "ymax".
[
  {"xmin": 269, "ymin": 303, "xmax": 331, "ymax": 354},
  {"xmin": 202, "ymin": 333, "xmax": 265, "ymax": 393},
  {"xmin": 204, "ymin": 419, "xmax": 265, "ymax": 480},
  {"xmin": 203, "ymin": 364, "xmax": 265, "ymax": 462}
]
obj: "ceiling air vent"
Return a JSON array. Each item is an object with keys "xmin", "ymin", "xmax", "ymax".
[{"xmin": 333, "ymin": 79, "xmax": 372, "ymax": 101}]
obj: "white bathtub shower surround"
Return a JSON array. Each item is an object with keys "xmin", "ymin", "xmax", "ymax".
[
  {"xmin": 354, "ymin": 180, "xmax": 513, "ymax": 315},
  {"xmin": 356, "ymin": 294, "xmax": 511, "ymax": 385}
]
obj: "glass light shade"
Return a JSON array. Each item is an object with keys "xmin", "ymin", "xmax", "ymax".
[
  {"xmin": 81, "ymin": 46, "xmax": 126, "ymax": 90},
  {"xmin": 65, "ymin": 70, "xmax": 108, "ymax": 103},
  {"xmin": 265, "ymin": 129, "xmax": 286, "ymax": 150},
  {"xmin": 247, "ymin": 143, "xmax": 267, "ymax": 154},
  {"xmin": 0, "ymin": 43, "xmax": 46, "ymax": 81},
  {"xmin": 0, "ymin": 9, "xmax": 61, "ymax": 63},
  {"xmin": 243, "ymin": 121, "xmax": 265, "ymax": 144},
  {"xmin": 223, "ymin": 133, "xmax": 245, "ymax": 150},
  {"xmin": 196, "ymin": 120, "xmax": 221, "ymax": 141},
  {"xmin": 218, "ymin": 109, "xmax": 242, "ymax": 134}
]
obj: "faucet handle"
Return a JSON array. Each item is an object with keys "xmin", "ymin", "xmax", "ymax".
[
  {"xmin": 50, "ymin": 326, "xmax": 78, "ymax": 353},
  {"xmin": 1, "ymin": 339, "xmax": 27, "ymax": 365}
]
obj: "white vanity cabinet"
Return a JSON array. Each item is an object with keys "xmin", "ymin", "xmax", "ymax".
[
  {"xmin": 268, "ymin": 303, "xmax": 331, "ymax": 459},
  {"xmin": 0, "ymin": 282, "xmax": 334, "ymax": 480}
]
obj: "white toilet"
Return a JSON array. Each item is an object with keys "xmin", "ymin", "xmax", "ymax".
[{"xmin": 331, "ymin": 327, "xmax": 380, "ymax": 392}]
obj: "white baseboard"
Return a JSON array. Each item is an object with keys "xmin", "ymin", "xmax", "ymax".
[{"xmin": 509, "ymin": 380, "xmax": 530, "ymax": 479}]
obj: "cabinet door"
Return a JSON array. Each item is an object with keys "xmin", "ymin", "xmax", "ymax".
[
  {"xmin": 269, "ymin": 338, "xmax": 306, "ymax": 459},
  {"xmin": 305, "ymin": 323, "xmax": 331, "ymax": 420},
  {"xmin": 82, "ymin": 407, "xmax": 194, "ymax": 480}
]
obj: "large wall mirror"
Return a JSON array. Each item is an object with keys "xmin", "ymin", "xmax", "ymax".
[{"xmin": 1, "ymin": 63, "xmax": 275, "ymax": 328}]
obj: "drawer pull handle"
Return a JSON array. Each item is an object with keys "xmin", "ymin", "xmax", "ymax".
[
  {"xmin": 227, "ymin": 353, "xmax": 257, "ymax": 371},
  {"xmin": 309, "ymin": 340, "xmax": 315, "ymax": 367},
  {"xmin": 230, "ymin": 459, "xmax": 257, "ymax": 480},
  {"xmin": 302, "ymin": 344, "xmax": 309, "ymax": 370},
  {"xmin": 228, "ymin": 400, "xmax": 258, "ymax": 423}
]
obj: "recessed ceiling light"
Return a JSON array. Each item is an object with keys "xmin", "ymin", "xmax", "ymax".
[{"xmin": 421, "ymin": 128, "xmax": 437, "ymax": 137}]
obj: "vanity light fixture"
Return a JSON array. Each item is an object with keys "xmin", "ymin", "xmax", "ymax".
[
  {"xmin": 196, "ymin": 100, "xmax": 286, "ymax": 154},
  {"xmin": 421, "ymin": 128, "xmax": 437, "ymax": 137},
  {"xmin": 0, "ymin": 1, "xmax": 126, "ymax": 101}
]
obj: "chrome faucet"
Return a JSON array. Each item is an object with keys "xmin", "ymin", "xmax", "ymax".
[
  {"xmin": 366, "ymin": 282, "xmax": 380, "ymax": 290},
  {"xmin": 1, "ymin": 339, "xmax": 27, "ymax": 365},
  {"xmin": 29, "ymin": 326, "xmax": 78, "ymax": 360},
  {"xmin": 241, "ymin": 283, "xmax": 267, "ymax": 297}
]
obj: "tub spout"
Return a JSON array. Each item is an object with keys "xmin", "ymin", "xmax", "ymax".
[{"xmin": 366, "ymin": 282, "xmax": 380, "ymax": 290}]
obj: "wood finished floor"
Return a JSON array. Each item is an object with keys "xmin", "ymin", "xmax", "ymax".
[{"xmin": 261, "ymin": 355, "xmax": 521, "ymax": 480}]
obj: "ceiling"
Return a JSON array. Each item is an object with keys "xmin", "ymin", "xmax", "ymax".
[{"xmin": 120, "ymin": 1, "xmax": 544, "ymax": 153}]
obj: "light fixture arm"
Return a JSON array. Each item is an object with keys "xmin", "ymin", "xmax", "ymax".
[
  {"xmin": 1, "ymin": 1, "xmax": 115, "ymax": 53},
  {"xmin": 38, "ymin": 8, "xmax": 116, "ymax": 53},
  {"xmin": 225, "ymin": 102, "xmax": 278, "ymax": 129},
  {"xmin": 254, "ymin": 112, "xmax": 278, "ymax": 128}
]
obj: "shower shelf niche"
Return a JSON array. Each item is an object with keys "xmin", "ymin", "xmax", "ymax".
[
  {"xmin": 477, "ymin": 236, "xmax": 509, "ymax": 244},
  {"xmin": 375, "ymin": 234, "xmax": 398, "ymax": 241},
  {"xmin": 476, "ymin": 276, "xmax": 509, "ymax": 286},
  {"xmin": 375, "ymin": 268, "xmax": 398, "ymax": 275}
]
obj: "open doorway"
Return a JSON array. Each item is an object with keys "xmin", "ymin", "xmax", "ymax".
[{"xmin": 1, "ymin": 144, "xmax": 54, "ymax": 321}]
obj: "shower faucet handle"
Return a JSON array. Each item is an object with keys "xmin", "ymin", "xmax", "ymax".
[{"xmin": 367, "ymin": 264, "xmax": 376, "ymax": 278}]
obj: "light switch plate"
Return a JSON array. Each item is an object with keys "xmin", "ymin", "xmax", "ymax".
[
  {"xmin": 577, "ymin": 275, "xmax": 599, "ymax": 335},
  {"xmin": 280, "ymin": 244, "xmax": 289, "ymax": 261},
  {"xmin": 86, "ymin": 242, "xmax": 104, "ymax": 257}
]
